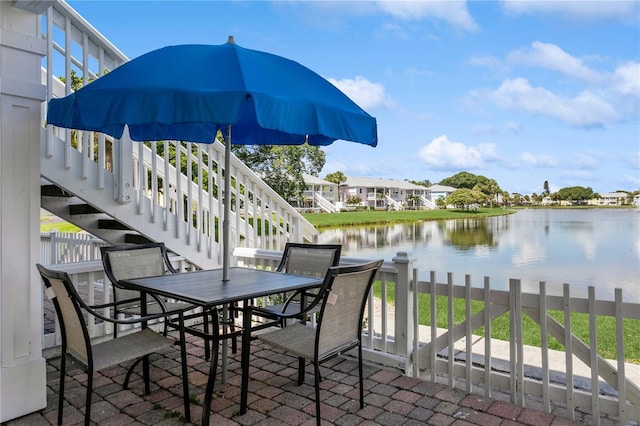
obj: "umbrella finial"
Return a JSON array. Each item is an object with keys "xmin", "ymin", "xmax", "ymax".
[{"xmin": 227, "ymin": 35, "xmax": 235, "ymax": 44}]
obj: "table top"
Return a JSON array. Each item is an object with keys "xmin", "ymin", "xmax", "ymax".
[{"xmin": 122, "ymin": 266, "xmax": 322, "ymax": 307}]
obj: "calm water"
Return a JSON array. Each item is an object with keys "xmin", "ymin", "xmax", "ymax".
[{"xmin": 314, "ymin": 208, "xmax": 640, "ymax": 302}]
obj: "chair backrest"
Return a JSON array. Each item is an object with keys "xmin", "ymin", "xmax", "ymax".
[
  {"xmin": 276, "ymin": 243, "xmax": 342, "ymax": 277},
  {"xmin": 314, "ymin": 259, "xmax": 383, "ymax": 358},
  {"xmin": 37, "ymin": 264, "xmax": 91, "ymax": 365},
  {"xmin": 101, "ymin": 243, "xmax": 177, "ymax": 304}
]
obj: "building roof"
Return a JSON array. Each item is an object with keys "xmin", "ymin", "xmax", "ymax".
[
  {"xmin": 600, "ymin": 192, "xmax": 628, "ymax": 198},
  {"xmin": 343, "ymin": 176, "xmax": 427, "ymax": 191},
  {"xmin": 302, "ymin": 173, "xmax": 335, "ymax": 186},
  {"xmin": 428, "ymin": 184, "xmax": 457, "ymax": 192}
]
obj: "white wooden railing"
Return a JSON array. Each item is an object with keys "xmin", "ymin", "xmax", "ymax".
[
  {"xmin": 40, "ymin": 231, "xmax": 109, "ymax": 264},
  {"xmin": 385, "ymin": 194, "xmax": 404, "ymax": 211},
  {"xmin": 42, "ymin": 248, "xmax": 639, "ymax": 424},
  {"xmin": 314, "ymin": 191, "xmax": 339, "ymax": 213},
  {"xmin": 420, "ymin": 195, "xmax": 438, "ymax": 210},
  {"xmin": 235, "ymin": 249, "xmax": 640, "ymax": 425}
]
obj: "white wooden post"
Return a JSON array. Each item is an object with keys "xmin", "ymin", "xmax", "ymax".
[
  {"xmin": 115, "ymin": 126, "xmax": 134, "ymax": 203},
  {"xmin": 392, "ymin": 251, "xmax": 415, "ymax": 375},
  {"xmin": 0, "ymin": 1, "xmax": 51, "ymax": 421}
]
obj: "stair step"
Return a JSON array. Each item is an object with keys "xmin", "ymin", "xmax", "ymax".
[
  {"xmin": 125, "ymin": 234, "xmax": 155, "ymax": 245},
  {"xmin": 69, "ymin": 204, "xmax": 101, "ymax": 215},
  {"xmin": 41, "ymin": 185, "xmax": 72, "ymax": 197},
  {"xmin": 98, "ymin": 219, "xmax": 130, "ymax": 230}
]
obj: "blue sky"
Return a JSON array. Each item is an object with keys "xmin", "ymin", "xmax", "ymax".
[{"xmin": 67, "ymin": 1, "xmax": 639, "ymax": 195}]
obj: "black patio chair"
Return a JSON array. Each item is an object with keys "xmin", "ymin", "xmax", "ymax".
[
  {"xmin": 36, "ymin": 263, "xmax": 183, "ymax": 426},
  {"xmin": 101, "ymin": 243, "xmax": 232, "ymax": 358},
  {"xmin": 252, "ymin": 259, "xmax": 383, "ymax": 426},
  {"xmin": 250, "ymin": 243, "xmax": 341, "ymax": 330}
]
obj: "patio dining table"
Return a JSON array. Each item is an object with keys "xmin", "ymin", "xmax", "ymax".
[{"xmin": 122, "ymin": 266, "xmax": 323, "ymax": 425}]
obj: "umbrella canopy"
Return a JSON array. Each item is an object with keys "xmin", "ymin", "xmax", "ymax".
[
  {"xmin": 47, "ymin": 36, "xmax": 378, "ymax": 280},
  {"xmin": 47, "ymin": 38, "xmax": 378, "ymax": 147}
]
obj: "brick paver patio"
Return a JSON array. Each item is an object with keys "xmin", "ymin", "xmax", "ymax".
[{"xmin": 5, "ymin": 333, "xmax": 591, "ymax": 425}]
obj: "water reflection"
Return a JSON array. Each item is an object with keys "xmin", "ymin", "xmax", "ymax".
[
  {"xmin": 441, "ymin": 219, "xmax": 496, "ymax": 250},
  {"xmin": 314, "ymin": 209, "xmax": 640, "ymax": 302}
]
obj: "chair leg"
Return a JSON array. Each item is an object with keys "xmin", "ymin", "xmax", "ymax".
[
  {"xmin": 143, "ymin": 355, "xmax": 151, "ymax": 394},
  {"xmin": 123, "ymin": 357, "xmax": 146, "ymax": 390},
  {"xmin": 297, "ymin": 357, "xmax": 305, "ymax": 385},
  {"xmin": 84, "ymin": 369, "xmax": 93, "ymax": 426},
  {"xmin": 358, "ymin": 345, "xmax": 364, "ymax": 408},
  {"xmin": 57, "ymin": 352, "xmax": 67, "ymax": 426},
  {"xmin": 313, "ymin": 363, "xmax": 322, "ymax": 426},
  {"xmin": 201, "ymin": 317, "xmax": 220, "ymax": 426},
  {"xmin": 204, "ymin": 310, "xmax": 211, "ymax": 360}
]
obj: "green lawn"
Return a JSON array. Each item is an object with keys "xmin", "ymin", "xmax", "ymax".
[
  {"xmin": 303, "ymin": 207, "xmax": 515, "ymax": 228},
  {"xmin": 373, "ymin": 282, "xmax": 640, "ymax": 364},
  {"xmin": 40, "ymin": 219, "xmax": 82, "ymax": 233}
]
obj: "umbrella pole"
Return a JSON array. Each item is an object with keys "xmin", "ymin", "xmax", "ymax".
[{"xmin": 223, "ymin": 125, "xmax": 231, "ymax": 282}]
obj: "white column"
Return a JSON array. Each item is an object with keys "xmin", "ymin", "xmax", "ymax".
[{"xmin": 0, "ymin": 2, "xmax": 48, "ymax": 421}]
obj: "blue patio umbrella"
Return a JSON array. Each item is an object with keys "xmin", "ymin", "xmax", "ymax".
[{"xmin": 47, "ymin": 36, "xmax": 378, "ymax": 280}]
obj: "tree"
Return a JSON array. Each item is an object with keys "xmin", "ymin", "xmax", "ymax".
[
  {"xmin": 408, "ymin": 179, "xmax": 432, "ymax": 187},
  {"xmin": 543, "ymin": 180, "xmax": 550, "ymax": 196},
  {"xmin": 473, "ymin": 175, "xmax": 501, "ymax": 208},
  {"xmin": 557, "ymin": 186, "xmax": 597, "ymax": 204},
  {"xmin": 439, "ymin": 171, "xmax": 478, "ymax": 189},
  {"xmin": 232, "ymin": 144, "xmax": 325, "ymax": 201},
  {"xmin": 405, "ymin": 194, "xmax": 420, "ymax": 209},
  {"xmin": 325, "ymin": 171, "xmax": 347, "ymax": 185},
  {"xmin": 445, "ymin": 188, "xmax": 486, "ymax": 210},
  {"xmin": 345, "ymin": 195, "xmax": 362, "ymax": 206}
]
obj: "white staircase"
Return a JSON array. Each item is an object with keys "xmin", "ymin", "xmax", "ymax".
[
  {"xmin": 385, "ymin": 195, "xmax": 404, "ymax": 211},
  {"xmin": 313, "ymin": 192, "xmax": 338, "ymax": 213},
  {"xmin": 420, "ymin": 195, "xmax": 438, "ymax": 210},
  {"xmin": 39, "ymin": 1, "xmax": 316, "ymax": 269}
]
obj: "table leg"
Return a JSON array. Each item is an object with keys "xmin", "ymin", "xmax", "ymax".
[
  {"xmin": 240, "ymin": 305, "xmax": 252, "ymax": 414},
  {"xmin": 178, "ymin": 311, "xmax": 191, "ymax": 423},
  {"xmin": 201, "ymin": 309, "xmax": 220, "ymax": 426},
  {"xmin": 221, "ymin": 304, "xmax": 229, "ymax": 384}
]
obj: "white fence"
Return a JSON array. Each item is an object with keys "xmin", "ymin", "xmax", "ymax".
[
  {"xmin": 43, "ymin": 247, "xmax": 639, "ymax": 424},
  {"xmin": 40, "ymin": 231, "xmax": 109, "ymax": 264}
]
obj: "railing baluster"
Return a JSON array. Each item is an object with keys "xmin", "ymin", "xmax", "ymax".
[
  {"xmin": 615, "ymin": 288, "xmax": 627, "ymax": 424},
  {"xmin": 465, "ymin": 275, "xmax": 472, "ymax": 393},
  {"xmin": 563, "ymin": 283, "xmax": 575, "ymax": 418},
  {"xmin": 447, "ymin": 272, "xmax": 454, "ymax": 388},
  {"xmin": 483, "ymin": 276, "xmax": 491, "ymax": 398},
  {"xmin": 429, "ymin": 271, "xmax": 437, "ymax": 382},
  {"xmin": 540, "ymin": 281, "xmax": 550, "ymax": 413},
  {"xmin": 588, "ymin": 286, "xmax": 600, "ymax": 424}
]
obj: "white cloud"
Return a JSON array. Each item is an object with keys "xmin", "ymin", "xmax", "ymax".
[
  {"xmin": 471, "ymin": 124, "xmax": 499, "ymax": 136},
  {"xmin": 521, "ymin": 152, "xmax": 557, "ymax": 167},
  {"xmin": 611, "ymin": 62, "xmax": 640, "ymax": 97},
  {"xmin": 629, "ymin": 151, "xmax": 640, "ymax": 169},
  {"xmin": 500, "ymin": 0, "xmax": 640, "ymax": 22},
  {"xmin": 571, "ymin": 152, "xmax": 601, "ymax": 170},
  {"xmin": 507, "ymin": 41, "xmax": 603, "ymax": 83},
  {"xmin": 505, "ymin": 122, "xmax": 522, "ymax": 134},
  {"xmin": 488, "ymin": 78, "xmax": 618, "ymax": 126},
  {"xmin": 468, "ymin": 54, "xmax": 509, "ymax": 73},
  {"xmin": 560, "ymin": 169, "xmax": 597, "ymax": 180},
  {"xmin": 376, "ymin": 0, "xmax": 479, "ymax": 32},
  {"xmin": 418, "ymin": 135, "xmax": 499, "ymax": 170},
  {"xmin": 625, "ymin": 173, "xmax": 640, "ymax": 186},
  {"xmin": 328, "ymin": 76, "xmax": 392, "ymax": 110}
]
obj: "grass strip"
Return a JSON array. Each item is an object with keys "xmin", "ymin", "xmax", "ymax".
[{"xmin": 303, "ymin": 208, "xmax": 516, "ymax": 228}]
